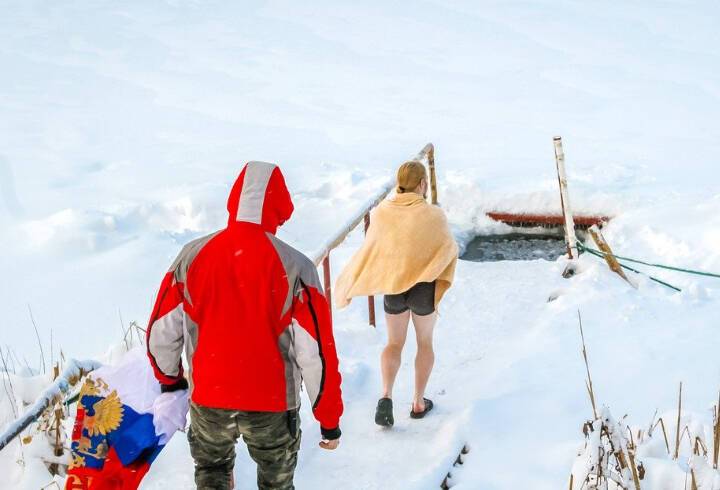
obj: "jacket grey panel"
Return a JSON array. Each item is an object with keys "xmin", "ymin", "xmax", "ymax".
[
  {"xmin": 148, "ymin": 303, "xmax": 185, "ymax": 377},
  {"xmin": 184, "ymin": 313, "xmax": 199, "ymax": 395},
  {"xmin": 290, "ymin": 322, "xmax": 323, "ymax": 407},
  {"xmin": 236, "ymin": 161, "xmax": 277, "ymax": 224},
  {"xmin": 169, "ymin": 230, "xmax": 221, "ymax": 306},
  {"xmin": 265, "ymin": 232, "xmax": 323, "ymax": 317},
  {"xmin": 265, "ymin": 233, "xmax": 325, "ymax": 409},
  {"xmin": 151, "ymin": 230, "xmax": 218, "ymax": 381},
  {"xmin": 277, "ymin": 325, "xmax": 301, "ymax": 410}
]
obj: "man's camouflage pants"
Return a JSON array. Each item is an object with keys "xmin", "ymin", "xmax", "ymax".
[{"xmin": 188, "ymin": 402, "xmax": 301, "ymax": 490}]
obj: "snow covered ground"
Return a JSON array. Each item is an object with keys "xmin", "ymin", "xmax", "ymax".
[{"xmin": 2, "ymin": 1, "xmax": 720, "ymax": 488}]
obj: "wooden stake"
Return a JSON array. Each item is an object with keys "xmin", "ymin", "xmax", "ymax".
[
  {"xmin": 553, "ymin": 137, "xmax": 578, "ymax": 259},
  {"xmin": 364, "ymin": 213, "xmax": 376, "ymax": 327},
  {"xmin": 427, "ymin": 144, "xmax": 438, "ymax": 205},
  {"xmin": 588, "ymin": 226, "xmax": 638, "ymax": 288},
  {"xmin": 714, "ymin": 392, "xmax": 720, "ymax": 468},
  {"xmin": 49, "ymin": 363, "xmax": 63, "ymax": 476}
]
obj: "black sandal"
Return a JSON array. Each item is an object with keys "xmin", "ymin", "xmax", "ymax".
[
  {"xmin": 375, "ymin": 398, "xmax": 394, "ymax": 427},
  {"xmin": 410, "ymin": 398, "xmax": 434, "ymax": 419}
]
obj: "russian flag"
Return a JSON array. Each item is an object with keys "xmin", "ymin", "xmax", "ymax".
[{"xmin": 65, "ymin": 348, "xmax": 189, "ymax": 490}]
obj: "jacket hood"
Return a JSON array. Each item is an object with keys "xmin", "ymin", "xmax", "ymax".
[{"xmin": 226, "ymin": 161, "xmax": 294, "ymax": 234}]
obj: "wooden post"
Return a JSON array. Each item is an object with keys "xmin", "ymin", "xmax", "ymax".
[
  {"xmin": 427, "ymin": 145, "xmax": 438, "ymax": 205},
  {"xmin": 49, "ymin": 363, "xmax": 62, "ymax": 476},
  {"xmin": 713, "ymin": 391, "xmax": 720, "ymax": 469},
  {"xmin": 364, "ymin": 213, "xmax": 376, "ymax": 327},
  {"xmin": 322, "ymin": 255, "xmax": 332, "ymax": 323},
  {"xmin": 553, "ymin": 137, "xmax": 578, "ymax": 259}
]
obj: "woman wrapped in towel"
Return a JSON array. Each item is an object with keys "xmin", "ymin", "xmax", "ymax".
[{"xmin": 334, "ymin": 160, "xmax": 458, "ymax": 427}]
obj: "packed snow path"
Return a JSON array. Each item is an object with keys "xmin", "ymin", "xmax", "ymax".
[{"xmin": 142, "ymin": 256, "xmax": 570, "ymax": 489}]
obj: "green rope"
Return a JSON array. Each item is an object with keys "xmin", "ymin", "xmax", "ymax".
[
  {"xmin": 577, "ymin": 242, "xmax": 720, "ymax": 279},
  {"xmin": 579, "ymin": 245, "xmax": 682, "ymax": 292}
]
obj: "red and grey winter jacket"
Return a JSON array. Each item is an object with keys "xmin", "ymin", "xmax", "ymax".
[{"xmin": 146, "ymin": 162, "xmax": 343, "ymax": 439}]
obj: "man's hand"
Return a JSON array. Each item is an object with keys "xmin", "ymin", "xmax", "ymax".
[{"xmin": 319, "ymin": 438, "xmax": 340, "ymax": 450}]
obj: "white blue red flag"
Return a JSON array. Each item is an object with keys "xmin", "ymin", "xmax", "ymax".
[{"xmin": 65, "ymin": 348, "xmax": 189, "ymax": 490}]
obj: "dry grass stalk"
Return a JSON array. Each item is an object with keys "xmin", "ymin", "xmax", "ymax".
[
  {"xmin": 8, "ymin": 347, "xmax": 22, "ymax": 373},
  {"xmin": 21, "ymin": 354, "xmax": 31, "ymax": 373},
  {"xmin": 690, "ymin": 468, "xmax": 698, "ymax": 490},
  {"xmin": 581, "ymin": 414, "xmax": 641, "ymax": 490},
  {"xmin": 47, "ymin": 363, "xmax": 65, "ymax": 476},
  {"xmin": 603, "ymin": 423, "xmax": 640, "ymax": 490},
  {"xmin": 627, "ymin": 426, "xmax": 636, "ymax": 449},
  {"xmin": 0, "ymin": 348, "xmax": 18, "ymax": 418},
  {"xmin": 119, "ymin": 309, "xmax": 130, "ymax": 351},
  {"xmin": 679, "ymin": 426, "xmax": 693, "ymax": 453},
  {"xmin": 675, "ymin": 382, "xmax": 683, "ymax": 460},
  {"xmin": 650, "ymin": 418, "xmax": 671, "ymax": 455},
  {"xmin": 4, "ymin": 346, "xmax": 16, "ymax": 374},
  {"xmin": 694, "ymin": 436, "xmax": 708, "ymax": 457},
  {"xmin": 132, "ymin": 321, "xmax": 146, "ymax": 346},
  {"xmin": 568, "ymin": 473, "xmax": 573, "ymax": 490},
  {"xmin": 28, "ymin": 304, "xmax": 46, "ymax": 374},
  {"xmin": 628, "ymin": 451, "xmax": 642, "ymax": 490},
  {"xmin": 577, "ymin": 311, "xmax": 598, "ymax": 420}
]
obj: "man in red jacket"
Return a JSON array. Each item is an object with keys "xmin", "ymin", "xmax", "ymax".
[{"xmin": 146, "ymin": 162, "xmax": 343, "ymax": 490}]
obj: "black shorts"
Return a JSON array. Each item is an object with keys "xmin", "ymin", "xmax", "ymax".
[{"xmin": 383, "ymin": 281, "xmax": 436, "ymax": 316}]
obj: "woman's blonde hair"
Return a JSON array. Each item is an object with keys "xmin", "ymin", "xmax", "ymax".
[{"xmin": 396, "ymin": 160, "xmax": 427, "ymax": 194}]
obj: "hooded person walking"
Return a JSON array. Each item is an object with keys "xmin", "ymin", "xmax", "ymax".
[
  {"xmin": 146, "ymin": 162, "xmax": 343, "ymax": 490},
  {"xmin": 334, "ymin": 160, "xmax": 457, "ymax": 427}
]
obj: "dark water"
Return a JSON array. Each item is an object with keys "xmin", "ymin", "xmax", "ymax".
[{"xmin": 461, "ymin": 233, "xmax": 567, "ymax": 262}]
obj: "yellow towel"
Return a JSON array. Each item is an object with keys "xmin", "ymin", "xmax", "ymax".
[{"xmin": 334, "ymin": 192, "xmax": 458, "ymax": 309}]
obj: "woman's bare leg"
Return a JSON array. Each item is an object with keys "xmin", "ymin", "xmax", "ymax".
[
  {"xmin": 411, "ymin": 311, "xmax": 437, "ymax": 412},
  {"xmin": 381, "ymin": 310, "xmax": 411, "ymax": 398}
]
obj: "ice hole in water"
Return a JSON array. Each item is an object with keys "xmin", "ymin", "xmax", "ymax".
[{"xmin": 461, "ymin": 212, "xmax": 607, "ymax": 262}]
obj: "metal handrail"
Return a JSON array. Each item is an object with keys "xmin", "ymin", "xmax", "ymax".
[
  {"xmin": 312, "ymin": 143, "xmax": 437, "ymax": 326},
  {"xmin": 0, "ymin": 359, "xmax": 101, "ymax": 453}
]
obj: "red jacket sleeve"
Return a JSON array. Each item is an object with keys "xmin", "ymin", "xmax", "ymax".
[{"xmin": 292, "ymin": 278, "xmax": 343, "ymax": 438}]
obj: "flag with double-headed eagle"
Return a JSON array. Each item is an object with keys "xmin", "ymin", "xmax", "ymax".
[{"xmin": 65, "ymin": 348, "xmax": 189, "ymax": 490}]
